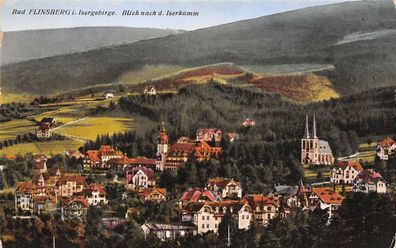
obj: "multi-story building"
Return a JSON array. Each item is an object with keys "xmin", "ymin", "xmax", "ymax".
[
  {"xmin": 84, "ymin": 145, "xmax": 125, "ymax": 169},
  {"xmin": 206, "ymin": 178, "xmax": 242, "ymax": 199},
  {"xmin": 243, "ymin": 194, "xmax": 279, "ymax": 226},
  {"xmin": 62, "ymin": 196, "xmax": 89, "ymax": 220},
  {"xmin": 125, "ymin": 167, "xmax": 156, "ymax": 189},
  {"xmin": 156, "ymin": 124, "xmax": 222, "ymax": 171},
  {"xmin": 83, "ymin": 183, "xmax": 108, "ymax": 206},
  {"xmin": 196, "ymin": 128, "xmax": 222, "ymax": 145},
  {"xmin": 331, "ymin": 160, "xmax": 363, "ymax": 185},
  {"xmin": 15, "ymin": 182, "xmax": 35, "ymax": 213},
  {"xmin": 181, "ymin": 200, "xmax": 253, "ymax": 234},
  {"xmin": 301, "ymin": 115, "xmax": 334, "ymax": 165},
  {"xmin": 352, "ymin": 169, "xmax": 387, "ymax": 193},
  {"xmin": 376, "ymin": 137, "xmax": 396, "ymax": 161},
  {"xmin": 55, "ymin": 173, "xmax": 87, "ymax": 197}
]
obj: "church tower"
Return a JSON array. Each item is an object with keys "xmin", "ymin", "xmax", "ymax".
[
  {"xmin": 301, "ymin": 115, "xmax": 319, "ymax": 164},
  {"xmin": 156, "ymin": 122, "xmax": 169, "ymax": 171}
]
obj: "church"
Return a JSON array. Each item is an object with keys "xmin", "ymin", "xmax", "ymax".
[{"xmin": 301, "ymin": 115, "xmax": 334, "ymax": 165}]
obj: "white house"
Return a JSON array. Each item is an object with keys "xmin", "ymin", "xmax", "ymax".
[
  {"xmin": 331, "ymin": 160, "xmax": 363, "ymax": 185},
  {"xmin": 84, "ymin": 183, "xmax": 108, "ymax": 206},
  {"xmin": 206, "ymin": 178, "xmax": 242, "ymax": 199},
  {"xmin": 376, "ymin": 137, "xmax": 396, "ymax": 161},
  {"xmin": 125, "ymin": 167, "xmax": 156, "ymax": 189},
  {"xmin": 353, "ymin": 169, "xmax": 387, "ymax": 194},
  {"xmin": 181, "ymin": 200, "xmax": 253, "ymax": 234},
  {"xmin": 105, "ymin": 92, "xmax": 114, "ymax": 99},
  {"xmin": 15, "ymin": 182, "xmax": 34, "ymax": 213}
]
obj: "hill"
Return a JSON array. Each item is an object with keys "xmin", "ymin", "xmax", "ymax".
[
  {"xmin": 1, "ymin": 26, "xmax": 181, "ymax": 65},
  {"xmin": 1, "ymin": 0, "xmax": 395, "ymax": 96}
]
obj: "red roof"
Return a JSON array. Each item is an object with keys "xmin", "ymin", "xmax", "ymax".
[
  {"xmin": 312, "ymin": 188, "xmax": 344, "ymax": 205},
  {"xmin": 62, "ymin": 196, "xmax": 89, "ymax": 208},
  {"xmin": 207, "ymin": 178, "xmax": 240, "ymax": 189},
  {"xmin": 378, "ymin": 137, "xmax": 395, "ymax": 147},
  {"xmin": 130, "ymin": 167, "xmax": 156, "ymax": 179},
  {"xmin": 88, "ymin": 183, "xmax": 107, "ymax": 195},
  {"xmin": 334, "ymin": 160, "xmax": 363, "ymax": 171},
  {"xmin": 180, "ymin": 188, "xmax": 215, "ymax": 203},
  {"xmin": 355, "ymin": 169, "xmax": 385, "ymax": 184},
  {"xmin": 56, "ymin": 174, "xmax": 87, "ymax": 187},
  {"xmin": 128, "ymin": 157, "xmax": 156, "ymax": 166},
  {"xmin": 243, "ymin": 194, "xmax": 280, "ymax": 208},
  {"xmin": 86, "ymin": 150, "xmax": 100, "ymax": 162},
  {"xmin": 16, "ymin": 182, "xmax": 34, "ymax": 193}
]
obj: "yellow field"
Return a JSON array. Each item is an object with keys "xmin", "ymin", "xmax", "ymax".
[
  {"xmin": 355, "ymin": 151, "xmax": 376, "ymax": 164},
  {"xmin": 303, "ymin": 163, "xmax": 331, "ymax": 181},
  {"xmin": 32, "ymin": 107, "xmax": 87, "ymax": 124},
  {"xmin": 54, "ymin": 116, "xmax": 133, "ymax": 140},
  {"xmin": 0, "ymin": 119, "xmax": 37, "ymax": 141},
  {"xmin": 0, "ymin": 139, "xmax": 84, "ymax": 156},
  {"xmin": 0, "ymin": 92, "xmax": 37, "ymax": 104}
]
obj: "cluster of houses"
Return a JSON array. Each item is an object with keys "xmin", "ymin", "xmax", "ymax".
[
  {"xmin": 15, "ymin": 154, "xmax": 107, "ymax": 220},
  {"xmin": 12, "ymin": 116, "xmax": 394, "ymax": 241}
]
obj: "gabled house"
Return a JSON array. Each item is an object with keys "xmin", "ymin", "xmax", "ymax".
[
  {"xmin": 376, "ymin": 137, "xmax": 396, "ymax": 161},
  {"xmin": 206, "ymin": 178, "xmax": 242, "ymax": 198},
  {"xmin": 270, "ymin": 181, "xmax": 311, "ymax": 211},
  {"xmin": 181, "ymin": 200, "xmax": 253, "ymax": 234},
  {"xmin": 352, "ymin": 169, "xmax": 387, "ymax": 193},
  {"xmin": 331, "ymin": 160, "xmax": 363, "ymax": 185},
  {"xmin": 83, "ymin": 145, "xmax": 125, "ymax": 169},
  {"xmin": 310, "ymin": 188, "xmax": 343, "ymax": 219},
  {"xmin": 138, "ymin": 188, "xmax": 167, "ymax": 203},
  {"xmin": 83, "ymin": 183, "xmax": 108, "ymax": 206},
  {"xmin": 144, "ymin": 85, "xmax": 157, "ymax": 95},
  {"xmin": 62, "ymin": 196, "xmax": 89, "ymax": 220},
  {"xmin": 125, "ymin": 167, "xmax": 156, "ymax": 189},
  {"xmin": 243, "ymin": 194, "xmax": 279, "ymax": 226},
  {"xmin": 242, "ymin": 118, "xmax": 256, "ymax": 127},
  {"xmin": 196, "ymin": 128, "xmax": 222, "ymax": 145},
  {"xmin": 40, "ymin": 118, "xmax": 57, "ymax": 127},
  {"xmin": 55, "ymin": 173, "xmax": 87, "ymax": 197},
  {"xmin": 179, "ymin": 188, "xmax": 217, "ymax": 207},
  {"xmin": 15, "ymin": 182, "xmax": 35, "ymax": 213},
  {"xmin": 36, "ymin": 123, "xmax": 52, "ymax": 139}
]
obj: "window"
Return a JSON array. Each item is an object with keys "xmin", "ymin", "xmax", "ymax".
[
  {"xmin": 202, "ymin": 224, "xmax": 205, "ymax": 229},
  {"xmin": 202, "ymin": 216, "xmax": 205, "ymax": 220},
  {"xmin": 207, "ymin": 224, "xmax": 209, "ymax": 228},
  {"xmin": 242, "ymin": 215, "xmax": 245, "ymax": 219},
  {"xmin": 207, "ymin": 216, "xmax": 209, "ymax": 220}
]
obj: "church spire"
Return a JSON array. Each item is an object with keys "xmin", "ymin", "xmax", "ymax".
[
  {"xmin": 313, "ymin": 115, "xmax": 317, "ymax": 138},
  {"xmin": 304, "ymin": 115, "xmax": 310, "ymax": 139}
]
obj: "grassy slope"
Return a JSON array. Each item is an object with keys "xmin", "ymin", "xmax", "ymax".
[
  {"xmin": 1, "ymin": 0, "xmax": 395, "ymax": 96},
  {"xmin": 0, "ymin": 119, "xmax": 37, "ymax": 141},
  {"xmin": 0, "ymin": 140, "xmax": 84, "ymax": 155}
]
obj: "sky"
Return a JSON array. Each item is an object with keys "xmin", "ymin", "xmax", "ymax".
[{"xmin": 1, "ymin": 0, "xmax": 362, "ymax": 31}]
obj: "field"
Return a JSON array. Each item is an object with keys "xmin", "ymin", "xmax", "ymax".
[
  {"xmin": 303, "ymin": 163, "xmax": 331, "ymax": 183},
  {"xmin": 0, "ymin": 139, "xmax": 84, "ymax": 155},
  {"xmin": 0, "ymin": 119, "xmax": 37, "ymax": 141},
  {"xmin": 32, "ymin": 107, "xmax": 87, "ymax": 124},
  {"xmin": 54, "ymin": 116, "xmax": 134, "ymax": 140},
  {"xmin": 0, "ymin": 92, "xmax": 37, "ymax": 104}
]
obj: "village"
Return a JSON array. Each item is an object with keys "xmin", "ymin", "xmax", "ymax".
[{"xmin": 6, "ymin": 104, "xmax": 392, "ymax": 241}]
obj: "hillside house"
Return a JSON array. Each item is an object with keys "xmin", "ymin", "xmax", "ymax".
[
  {"xmin": 310, "ymin": 188, "xmax": 343, "ymax": 219},
  {"xmin": 376, "ymin": 137, "xmax": 396, "ymax": 160},
  {"xmin": 301, "ymin": 115, "xmax": 334, "ymax": 165},
  {"xmin": 15, "ymin": 182, "xmax": 35, "ymax": 213},
  {"xmin": 243, "ymin": 194, "xmax": 279, "ymax": 226},
  {"xmin": 196, "ymin": 128, "xmax": 222, "ymax": 145},
  {"xmin": 84, "ymin": 145, "xmax": 125, "ymax": 169},
  {"xmin": 156, "ymin": 124, "xmax": 222, "ymax": 171},
  {"xmin": 242, "ymin": 118, "xmax": 256, "ymax": 127},
  {"xmin": 352, "ymin": 169, "xmax": 387, "ymax": 193},
  {"xmin": 55, "ymin": 173, "xmax": 87, "ymax": 197},
  {"xmin": 40, "ymin": 117, "xmax": 57, "ymax": 127},
  {"xmin": 82, "ymin": 183, "xmax": 108, "ymax": 206},
  {"xmin": 125, "ymin": 167, "xmax": 156, "ymax": 189},
  {"xmin": 270, "ymin": 181, "xmax": 311, "ymax": 211},
  {"xmin": 105, "ymin": 92, "xmax": 114, "ymax": 99},
  {"xmin": 181, "ymin": 200, "xmax": 253, "ymax": 234},
  {"xmin": 138, "ymin": 188, "xmax": 167, "ymax": 203},
  {"xmin": 331, "ymin": 160, "xmax": 363, "ymax": 185},
  {"xmin": 206, "ymin": 178, "xmax": 242, "ymax": 199},
  {"xmin": 144, "ymin": 85, "xmax": 157, "ymax": 95},
  {"xmin": 62, "ymin": 196, "xmax": 89, "ymax": 220},
  {"xmin": 179, "ymin": 188, "xmax": 218, "ymax": 208},
  {"xmin": 36, "ymin": 123, "xmax": 52, "ymax": 139}
]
